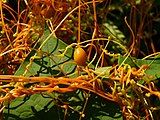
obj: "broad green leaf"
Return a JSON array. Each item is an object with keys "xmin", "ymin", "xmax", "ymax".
[
  {"xmin": 4, "ymin": 28, "xmax": 123, "ymax": 120},
  {"xmin": 15, "ymin": 29, "xmax": 76, "ymax": 77},
  {"xmin": 56, "ymin": 92, "xmax": 122, "ymax": 120},
  {"xmin": 94, "ymin": 66, "xmax": 112, "ymax": 78},
  {"xmin": 118, "ymin": 55, "xmax": 138, "ymax": 67},
  {"xmin": 118, "ymin": 55, "xmax": 160, "ymax": 81},
  {"xmin": 3, "ymin": 29, "xmax": 76, "ymax": 120},
  {"xmin": 3, "ymin": 94, "xmax": 57, "ymax": 120},
  {"xmin": 84, "ymin": 94, "xmax": 122, "ymax": 120}
]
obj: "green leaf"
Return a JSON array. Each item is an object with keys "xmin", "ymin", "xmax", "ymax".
[
  {"xmin": 6, "ymin": 28, "xmax": 122, "ymax": 120},
  {"xmin": 118, "ymin": 55, "xmax": 138, "ymax": 67},
  {"xmin": 85, "ymin": 94, "xmax": 123, "ymax": 120},
  {"xmin": 118, "ymin": 55, "xmax": 160, "ymax": 81},
  {"xmin": 3, "ymin": 28, "xmax": 77, "ymax": 120},
  {"xmin": 94, "ymin": 66, "xmax": 112, "ymax": 78},
  {"xmin": 54, "ymin": 92, "xmax": 123, "ymax": 120},
  {"xmin": 15, "ymin": 29, "xmax": 76, "ymax": 77},
  {"xmin": 3, "ymin": 94, "xmax": 58, "ymax": 120}
]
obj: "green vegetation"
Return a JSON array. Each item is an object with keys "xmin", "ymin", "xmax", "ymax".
[{"xmin": 1, "ymin": 0, "xmax": 160, "ymax": 119}]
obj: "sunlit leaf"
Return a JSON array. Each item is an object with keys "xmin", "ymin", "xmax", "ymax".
[
  {"xmin": 118, "ymin": 55, "xmax": 160, "ymax": 81},
  {"xmin": 15, "ymin": 29, "xmax": 76, "ymax": 77},
  {"xmin": 94, "ymin": 66, "xmax": 112, "ymax": 78},
  {"xmin": 3, "ymin": 29, "xmax": 76, "ymax": 120}
]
